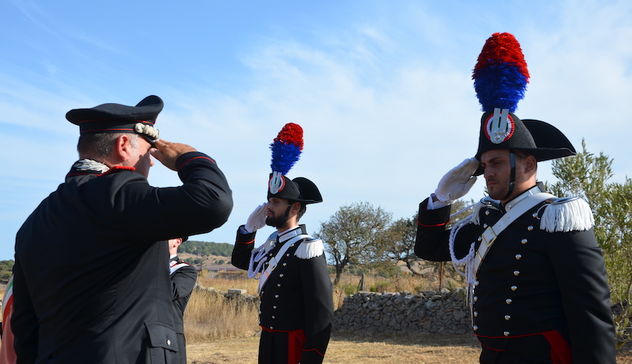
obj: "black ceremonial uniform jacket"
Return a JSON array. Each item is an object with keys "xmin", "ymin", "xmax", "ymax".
[
  {"xmin": 12, "ymin": 152, "xmax": 232, "ymax": 364},
  {"xmin": 169, "ymin": 255, "xmax": 197, "ymax": 364},
  {"xmin": 414, "ymin": 185, "xmax": 615, "ymax": 363},
  {"xmin": 231, "ymin": 225, "xmax": 333, "ymax": 364}
]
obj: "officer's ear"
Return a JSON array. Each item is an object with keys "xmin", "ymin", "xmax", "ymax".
[
  {"xmin": 516, "ymin": 153, "xmax": 537, "ymax": 178},
  {"xmin": 289, "ymin": 201, "xmax": 302, "ymax": 217},
  {"xmin": 113, "ymin": 134, "xmax": 135, "ymax": 162},
  {"xmin": 523, "ymin": 154, "xmax": 537, "ymax": 175}
]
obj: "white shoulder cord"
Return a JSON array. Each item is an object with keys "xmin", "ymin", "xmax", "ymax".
[
  {"xmin": 447, "ymin": 209, "xmax": 478, "ymax": 309},
  {"xmin": 247, "ymin": 234, "xmax": 276, "ymax": 279},
  {"xmin": 448, "ymin": 215, "xmax": 476, "ymax": 285},
  {"xmin": 447, "ymin": 202, "xmax": 479, "ymax": 286}
]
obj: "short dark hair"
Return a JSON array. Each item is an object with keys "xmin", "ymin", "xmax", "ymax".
[
  {"xmin": 513, "ymin": 150, "xmax": 538, "ymax": 171},
  {"xmin": 513, "ymin": 150, "xmax": 531, "ymax": 159},
  {"xmin": 297, "ymin": 202, "xmax": 307, "ymax": 220},
  {"xmin": 77, "ymin": 133, "xmax": 135, "ymax": 158}
]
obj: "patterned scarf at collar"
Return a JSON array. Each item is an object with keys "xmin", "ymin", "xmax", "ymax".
[{"xmin": 71, "ymin": 159, "xmax": 110, "ymax": 173}]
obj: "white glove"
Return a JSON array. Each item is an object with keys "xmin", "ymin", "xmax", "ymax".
[
  {"xmin": 434, "ymin": 158, "xmax": 479, "ymax": 203},
  {"xmin": 245, "ymin": 203, "xmax": 268, "ymax": 233}
]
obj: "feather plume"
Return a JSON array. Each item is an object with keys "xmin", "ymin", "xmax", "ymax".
[
  {"xmin": 270, "ymin": 123, "xmax": 303, "ymax": 175},
  {"xmin": 473, "ymin": 32, "xmax": 530, "ymax": 113}
]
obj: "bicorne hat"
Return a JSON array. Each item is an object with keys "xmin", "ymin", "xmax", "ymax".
[
  {"xmin": 472, "ymin": 33, "xmax": 576, "ymax": 175},
  {"xmin": 266, "ymin": 123, "xmax": 322, "ymax": 204},
  {"xmin": 66, "ymin": 95, "xmax": 163, "ymax": 144}
]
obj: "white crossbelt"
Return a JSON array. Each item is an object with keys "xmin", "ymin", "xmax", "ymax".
[
  {"xmin": 472, "ymin": 191, "xmax": 554, "ymax": 275},
  {"xmin": 256, "ymin": 234, "xmax": 310, "ymax": 294}
]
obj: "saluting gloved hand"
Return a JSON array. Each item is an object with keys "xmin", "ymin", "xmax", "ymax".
[
  {"xmin": 244, "ymin": 203, "xmax": 268, "ymax": 233},
  {"xmin": 434, "ymin": 158, "xmax": 479, "ymax": 203}
]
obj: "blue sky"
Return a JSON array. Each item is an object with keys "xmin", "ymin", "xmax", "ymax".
[{"xmin": 1, "ymin": 0, "xmax": 631, "ymax": 260}]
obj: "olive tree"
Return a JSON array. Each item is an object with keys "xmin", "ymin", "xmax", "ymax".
[{"xmin": 316, "ymin": 202, "xmax": 391, "ymax": 285}]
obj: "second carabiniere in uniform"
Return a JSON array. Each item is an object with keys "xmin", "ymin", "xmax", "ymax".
[{"xmin": 231, "ymin": 123, "xmax": 333, "ymax": 364}]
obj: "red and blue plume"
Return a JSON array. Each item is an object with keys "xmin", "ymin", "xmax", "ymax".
[
  {"xmin": 270, "ymin": 123, "xmax": 304, "ymax": 175},
  {"xmin": 473, "ymin": 32, "xmax": 530, "ymax": 113}
]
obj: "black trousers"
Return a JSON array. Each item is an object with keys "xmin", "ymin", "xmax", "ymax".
[
  {"xmin": 478, "ymin": 331, "xmax": 571, "ymax": 364},
  {"xmin": 258, "ymin": 328, "xmax": 305, "ymax": 364}
]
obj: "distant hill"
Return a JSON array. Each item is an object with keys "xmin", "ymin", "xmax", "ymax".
[
  {"xmin": 0, "ymin": 242, "xmax": 234, "ymax": 282},
  {"xmin": 179, "ymin": 241, "xmax": 233, "ymax": 257}
]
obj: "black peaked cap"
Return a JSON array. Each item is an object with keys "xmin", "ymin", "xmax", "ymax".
[{"xmin": 66, "ymin": 95, "xmax": 163, "ymax": 135}]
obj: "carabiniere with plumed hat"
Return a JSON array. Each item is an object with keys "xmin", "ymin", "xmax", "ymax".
[
  {"xmin": 231, "ymin": 122, "xmax": 333, "ymax": 364},
  {"xmin": 414, "ymin": 32, "xmax": 616, "ymax": 363}
]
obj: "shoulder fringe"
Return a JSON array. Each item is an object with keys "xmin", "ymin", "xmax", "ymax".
[
  {"xmin": 449, "ymin": 201, "xmax": 484, "ymax": 225},
  {"xmin": 540, "ymin": 197, "xmax": 594, "ymax": 232},
  {"xmin": 470, "ymin": 202, "xmax": 485, "ymax": 225},
  {"xmin": 294, "ymin": 239, "xmax": 324, "ymax": 259}
]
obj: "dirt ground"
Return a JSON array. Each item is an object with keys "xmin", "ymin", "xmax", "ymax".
[
  {"xmin": 188, "ymin": 335, "xmax": 479, "ymax": 364},
  {"xmin": 188, "ymin": 334, "xmax": 632, "ymax": 364}
]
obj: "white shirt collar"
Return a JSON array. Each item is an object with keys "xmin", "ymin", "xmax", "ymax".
[
  {"xmin": 278, "ymin": 225, "xmax": 303, "ymax": 242},
  {"xmin": 505, "ymin": 184, "xmax": 543, "ymax": 212}
]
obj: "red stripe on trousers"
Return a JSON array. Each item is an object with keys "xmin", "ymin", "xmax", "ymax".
[
  {"xmin": 287, "ymin": 329, "xmax": 306, "ymax": 364},
  {"xmin": 542, "ymin": 330, "xmax": 572, "ymax": 364},
  {"xmin": 478, "ymin": 330, "xmax": 572, "ymax": 363}
]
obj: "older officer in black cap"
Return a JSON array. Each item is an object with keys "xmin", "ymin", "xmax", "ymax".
[
  {"xmin": 415, "ymin": 33, "xmax": 615, "ymax": 363},
  {"xmin": 12, "ymin": 95, "xmax": 232, "ymax": 363},
  {"xmin": 232, "ymin": 123, "xmax": 333, "ymax": 364}
]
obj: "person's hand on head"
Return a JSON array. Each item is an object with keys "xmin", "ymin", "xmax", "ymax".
[{"xmin": 150, "ymin": 139, "xmax": 197, "ymax": 171}]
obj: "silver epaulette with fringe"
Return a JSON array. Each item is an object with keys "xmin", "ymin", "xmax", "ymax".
[
  {"xmin": 539, "ymin": 197, "xmax": 594, "ymax": 232},
  {"xmin": 294, "ymin": 238, "xmax": 324, "ymax": 259}
]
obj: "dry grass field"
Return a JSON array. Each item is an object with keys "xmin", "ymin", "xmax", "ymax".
[
  {"xmin": 187, "ymin": 335, "xmax": 482, "ymax": 364},
  {"xmin": 196, "ymin": 271, "xmax": 458, "ymax": 311},
  {"xmin": 184, "ymin": 275, "xmax": 632, "ymax": 363},
  {"xmin": 197, "ymin": 272, "xmax": 259, "ymax": 295},
  {"xmin": 187, "ymin": 335, "xmax": 632, "ymax": 364},
  {"xmin": 186, "ymin": 271, "xmax": 426, "ymax": 342},
  {"xmin": 184, "ymin": 286, "xmax": 260, "ymax": 342},
  {"xmin": 2, "ymin": 277, "xmax": 631, "ymax": 362}
]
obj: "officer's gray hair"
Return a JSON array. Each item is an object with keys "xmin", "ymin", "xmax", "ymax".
[{"xmin": 77, "ymin": 133, "xmax": 138, "ymax": 158}]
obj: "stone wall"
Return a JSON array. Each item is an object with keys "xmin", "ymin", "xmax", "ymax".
[
  {"xmin": 212, "ymin": 286, "xmax": 472, "ymax": 335},
  {"xmin": 333, "ymin": 289, "xmax": 471, "ymax": 334},
  {"xmin": 195, "ymin": 285, "xmax": 260, "ymax": 309}
]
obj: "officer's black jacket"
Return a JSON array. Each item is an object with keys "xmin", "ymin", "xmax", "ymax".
[
  {"xmin": 169, "ymin": 256, "xmax": 197, "ymax": 364},
  {"xmin": 414, "ymin": 188, "xmax": 616, "ymax": 363},
  {"xmin": 169, "ymin": 257, "xmax": 197, "ymax": 330},
  {"xmin": 12, "ymin": 152, "xmax": 232, "ymax": 363},
  {"xmin": 231, "ymin": 225, "xmax": 333, "ymax": 364}
]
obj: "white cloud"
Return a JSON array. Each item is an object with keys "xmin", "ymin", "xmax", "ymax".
[{"xmin": 0, "ymin": 73, "xmax": 94, "ymax": 134}]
